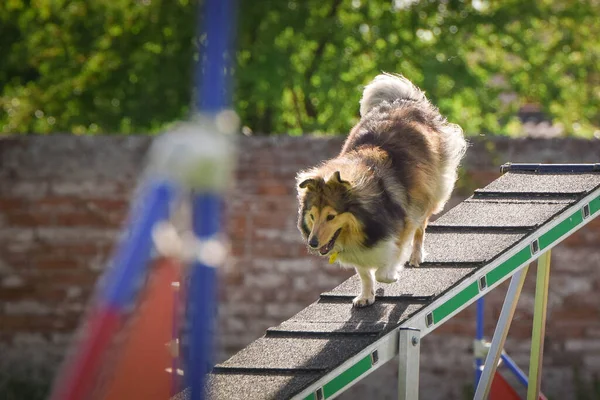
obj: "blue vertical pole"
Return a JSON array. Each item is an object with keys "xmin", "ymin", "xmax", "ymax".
[
  {"xmin": 195, "ymin": 0, "xmax": 236, "ymax": 112},
  {"xmin": 188, "ymin": 194, "xmax": 221, "ymax": 400},
  {"xmin": 187, "ymin": 0, "xmax": 237, "ymax": 399},
  {"xmin": 475, "ymin": 297, "xmax": 485, "ymax": 388}
]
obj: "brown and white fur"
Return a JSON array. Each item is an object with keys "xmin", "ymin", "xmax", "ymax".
[{"xmin": 296, "ymin": 73, "xmax": 467, "ymax": 307}]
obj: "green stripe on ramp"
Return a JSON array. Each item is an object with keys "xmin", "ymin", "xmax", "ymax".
[
  {"xmin": 323, "ymin": 355, "xmax": 371, "ymax": 398},
  {"xmin": 486, "ymin": 246, "xmax": 531, "ymax": 287},
  {"xmin": 432, "ymin": 281, "xmax": 478, "ymax": 324},
  {"xmin": 590, "ymin": 196, "xmax": 600, "ymax": 215},
  {"xmin": 539, "ymin": 210, "xmax": 583, "ymax": 250}
]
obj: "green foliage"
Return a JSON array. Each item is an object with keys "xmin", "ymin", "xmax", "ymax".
[
  {"xmin": 574, "ymin": 368, "xmax": 600, "ymax": 400},
  {"xmin": 0, "ymin": 369, "xmax": 50, "ymax": 400},
  {"xmin": 236, "ymin": 0, "xmax": 600, "ymax": 136},
  {"xmin": 1, "ymin": 0, "xmax": 599, "ymax": 136},
  {"xmin": 0, "ymin": 0, "xmax": 197, "ymax": 134}
]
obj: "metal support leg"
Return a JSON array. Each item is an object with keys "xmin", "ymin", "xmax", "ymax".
[
  {"xmin": 527, "ymin": 250, "xmax": 551, "ymax": 400},
  {"xmin": 475, "ymin": 298, "xmax": 485, "ymax": 387},
  {"xmin": 474, "ymin": 265, "xmax": 530, "ymax": 400},
  {"xmin": 398, "ymin": 328, "xmax": 421, "ymax": 400}
]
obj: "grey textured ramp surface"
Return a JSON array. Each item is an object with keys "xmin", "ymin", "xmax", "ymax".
[
  {"xmin": 206, "ymin": 373, "xmax": 321, "ymax": 400},
  {"xmin": 267, "ymin": 321, "xmax": 388, "ymax": 335},
  {"xmin": 430, "ymin": 200, "xmax": 569, "ymax": 228},
  {"xmin": 289, "ymin": 300, "xmax": 423, "ymax": 326},
  {"xmin": 465, "ymin": 197, "xmax": 574, "ymax": 204},
  {"xmin": 171, "ymin": 388, "xmax": 190, "ymax": 400},
  {"xmin": 180, "ymin": 167, "xmax": 600, "ymax": 400},
  {"xmin": 321, "ymin": 267, "xmax": 477, "ymax": 299},
  {"xmin": 216, "ymin": 336, "xmax": 376, "ymax": 371},
  {"xmin": 476, "ymin": 172, "xmax": 600, "ymax": 195},
  {"xmin": 425, "ymin": 232, "xmax": 526, "ymax": 264}
]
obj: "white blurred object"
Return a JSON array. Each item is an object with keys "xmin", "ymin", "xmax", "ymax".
[
  {"xmin": 152, "ymin": 220, "xmax": 229, "ymax": 266},
  {"xmin": 145, "ymin": 111, "xmax": 239, "ymax": 192}
]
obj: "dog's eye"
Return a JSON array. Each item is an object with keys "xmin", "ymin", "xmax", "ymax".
[
  {"xmin": 326, "ymin": 214, "xmax": 335, "ymax": 221},
  {"xmin": 309, "ymin": 214, "xmax": 315, "ymax": 221}
]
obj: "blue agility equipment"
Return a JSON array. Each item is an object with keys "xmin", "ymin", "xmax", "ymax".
[
  {"xmin": 50, "ymin": 0, "xmax": 238, "ymax": 399},
  {"xmin": 187, "ymin": 0, "xmax": 237, "ymax": 399}
]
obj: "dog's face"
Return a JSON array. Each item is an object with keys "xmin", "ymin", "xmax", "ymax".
[{"xmin": 296, "ymin": 171, "xmax": 362, "ymax": 255}]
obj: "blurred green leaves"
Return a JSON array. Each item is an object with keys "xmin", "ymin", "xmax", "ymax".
[
  {"xmin": 0, "ymin": 0, "xmax": 196, "ymax": 134},
  {"xmin": 236, "ymin": 0, "xmax": 600, "ymax": 136},
  {"xmin": 0, "ymin": 0, "xmax": 599, "ymax": 136}
]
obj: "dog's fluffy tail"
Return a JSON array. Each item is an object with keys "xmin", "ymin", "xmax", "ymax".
[{"xmin": 359, "ymin": 73, "xmax": 427, "ymax": 117}]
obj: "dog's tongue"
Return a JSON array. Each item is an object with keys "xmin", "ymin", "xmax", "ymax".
[{"xmin": 319, "ymin": 242, "xmax": 332, "ymax": 255}]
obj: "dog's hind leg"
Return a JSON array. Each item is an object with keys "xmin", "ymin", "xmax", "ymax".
[
  {"xmin": 409, "ymin": 215, "xmax": 430, "ymax": 267},
  {"xmin": 376, "ymin": 221, "xmax": 416, "ymax": 283},
  {"xmin": 353, "ymin": 267, "xmax": 376, "ymax": 307}
]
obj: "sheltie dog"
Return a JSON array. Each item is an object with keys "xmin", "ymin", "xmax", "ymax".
[{"xmin": 296, "ymin": 73, "xmax": 467, "ymax": 307}]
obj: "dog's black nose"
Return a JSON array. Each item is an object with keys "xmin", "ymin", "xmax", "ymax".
[{"xmin": 308, "ymin": 237, "xmax": 319, "ymax": 248}]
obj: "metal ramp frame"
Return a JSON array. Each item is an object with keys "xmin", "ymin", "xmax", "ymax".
[{"xmin": 197, "ymin": 163, "xmax": 600, "ymax": 400}]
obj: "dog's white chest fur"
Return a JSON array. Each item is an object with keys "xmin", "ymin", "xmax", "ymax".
[{"xmin": 337, "ymin": 238, "xmax": 400, "ymax": 270}]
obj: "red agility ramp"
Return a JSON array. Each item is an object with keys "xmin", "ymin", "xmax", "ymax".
[
  {"xmin": 490, "ymin": 371, "xmax": 548, "ymax": 400},
  {"xmin": 490, "ymin": 372, "xmax": 520, "ymax": 400},
  {"xmin": 103, "ymin": 258, "xmax": 182, "ymax": 400}
]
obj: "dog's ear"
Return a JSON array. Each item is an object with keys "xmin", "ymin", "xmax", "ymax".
[
  {"xmin": 298, "ymin": 178, "xmax": 319, "ymax": 190},
  {"xmin": 327, "ymin": 171, "xmax": 351, "ymax": 190}
]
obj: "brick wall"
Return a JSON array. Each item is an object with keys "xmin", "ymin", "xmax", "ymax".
[{"xmin": 1, "ymin": 135, "xmax": 600, "ymax": 399}]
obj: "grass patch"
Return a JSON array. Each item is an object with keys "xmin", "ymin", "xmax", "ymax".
[{"xmin": 0, "ymin": 371, "xmax": 51, "ymax": 400}]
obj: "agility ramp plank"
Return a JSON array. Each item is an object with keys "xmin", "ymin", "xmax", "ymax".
[{"xmin": 179, "ymin": 167, "xmax": 600, "ymax": 400}]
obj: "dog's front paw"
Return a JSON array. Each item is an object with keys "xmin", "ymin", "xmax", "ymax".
[
  {"xmin": 375, "ymin": 268, "xmax": 399, "ymax": 283},
  {"xmin": 353, "ymin": 294, "xmax": 375, "ymax": 307}
]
